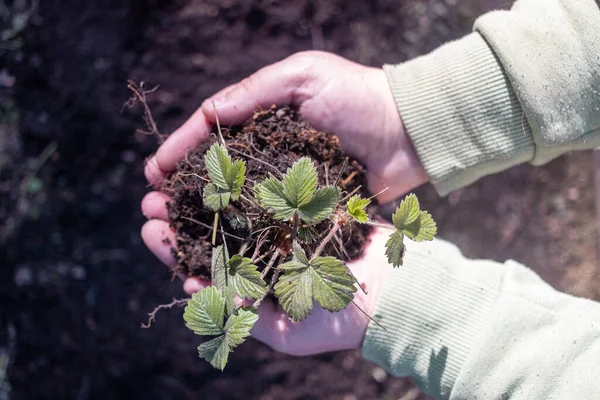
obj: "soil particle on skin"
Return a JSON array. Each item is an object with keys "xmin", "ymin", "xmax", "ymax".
[{"xmin": 163, "ymin": 106, "xmax": 375, "ymax": 279}]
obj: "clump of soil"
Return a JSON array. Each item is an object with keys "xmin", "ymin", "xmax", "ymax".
[{"xmin": 162, "ymin": 106, "xmax": 375, "ymax": 279}]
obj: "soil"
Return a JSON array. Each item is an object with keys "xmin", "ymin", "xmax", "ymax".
[
  {"xmin": 3, "ymin": 0, "xmax": 598, "ymax": 400},
  {"xmin": 165, "ymin": 106, "xmax": 373, "ymax": 280}
]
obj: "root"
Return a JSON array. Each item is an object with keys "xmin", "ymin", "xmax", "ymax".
[
  {"xmin": 123, "ymin": 80, "xmax": 166, "ymax": 143},
  {"xmin": 142, "ymin": 298, "xmax": 189, "ymax": 328}
]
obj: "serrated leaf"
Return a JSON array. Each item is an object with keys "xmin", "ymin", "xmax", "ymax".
[
  {"xmin": 402, "ymin": 211, "xmax": 437, "ymax": 242},
  {"xmin": 310, "ymin": 257, "xmax": 357, "ymax": 313},
  {"xmin": 227, "ymin": 160, "xmax": 246, "ymax": 200},
  {"xmin": 225, "ymin": 209, "xmax": 247, "ymax": 230},
  {"xmin": 223, "ymin": 306, "xmax": 259, "ymax": 346},
  {"xmin": 204, "ymin": 143, "xmax": 246, "ymax": 203},
  {"xmin": 255, "ymin": 158, "xmax": 340, "ymax": 224},
  {"xmin": 203, "ymin": 182, "xmax": 231, "ymax": 211},
  {"xmin": 197, "ymin": 335, "xmax": 229, "ymax": 370},
  {"xmin": 385, "ymin": 230, "xmax": 406, "ymax": 268},
  {"xmin": 282, "ymin": 158, "xmax": 318, "ymax": 208},
  {"xmin": 347, "ymin": 195, "xmax": 370, "ymax": 223},
  {"xmin": 254, "ymin": 178, "xmax": 296, "ymax": 221},
  {"xmin": 298, "ymin": 186, "xmax": 340, "ymax": 223},
  {"xmin": 205, "ymin": 143, "xmax": 232, "ymax": 190},
  {"xmin": 196, "ymin": 307, "xmax": 259, "ymax": 370},
  {"xmin": 227, "ymin": 255, "xmax": 268, "ymax": 300},
  {"xmin": 292, "ymin": 241, "xmax": 310, "ymax": 266},
  {"xmin": 274, "ymin": 256, "xmax": 356, "ymax": 322},
  {"xmin": 392, "ymin": 193, "xmax": 421, "ymax": 229},
  {"xmin": 211, "ymin": 245, "xmax": 236, "ymax": 315},
  {"xmin": 298, "ymin": 225, "xmax": 319, "ymax": 243},
  {"xmin": 183, "ymin": 286, "xmax": 225, "ymax": 335}
]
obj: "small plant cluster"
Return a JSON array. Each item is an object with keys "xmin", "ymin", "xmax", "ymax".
[{"xmin": 182, "ymin": 139, "xmax": 436, "ymax": 370}]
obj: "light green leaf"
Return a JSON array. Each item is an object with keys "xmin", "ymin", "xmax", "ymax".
[
  {"xmin": 274, "ymin": 255, "xmax": 356, "ymax": 322},
  {"xmin": 385, "ymin": 230, "xmax": 405, "ymax": 268},
  {"xmin": 211, "ymin": 245, "xmax": 236, "ymax": 316},
  {"xmin": 227, "ymin": 255, "xmax": 268, "ymax": 300},
  {"xmin": 195, "ymin": 306, "xmax": 259, "ymax": 370},
  {"xmin": 298, "ymin": 186, "xmax": 340, "ymax": 223},
  {"xmin": 203, "ymin": 182, "xmax": 231, "ymax": 211},
  {"xmin": 227, "ymin": 160, "xmax": 246, "ymax": 200},
  {"xmin": 281, "ymin": 157, "xmax": 318, "ymax": 208},
  {"xmin": 197, "ymin": 335, "xmax": 229, "ymax": 371},
  {"xmin": 347, "ymin": 195, "xmax": 370, "ymax": 223},
  {"xmin": 183, "ymin": 286, "xmax": 225, "ymax": 335},
  {"xmin": 392, "ymin": 193, "xmax": 421, "ymax": 230},
  {"xmin": 204, "ymin": 143, "xmax": 232, "ymax": 190},
  {"xmin": 204, "ymin": 143, "xmax": 246, "ymax": 202},
  {"xmin": 403, "ymin": 211, "xmax": 437, "ymax": 242},
  {"xmin": 254, "ymin": 178, "xmax": 295, "ymax": 221}
]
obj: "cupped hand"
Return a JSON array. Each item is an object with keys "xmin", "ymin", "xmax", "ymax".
[{"xmin": 141, "ymin": 51, "xmax": 420, "ymax": 353}]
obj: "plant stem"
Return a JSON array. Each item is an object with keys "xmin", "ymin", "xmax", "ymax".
[
  {"xmin": 261, "ymin": 248, "xmax": 281, "ymax": 279},
  {"xmin": 340, "ymin": 185, "xmax": 362, "ymax": 204},
  {"xmin": 181, "ymin": 216, "xmax": 244, "ymax": 240},
  {"xmin": 311, "ymin": 222, "xmax": 342, "ymax": 261},
  {"xmin": 366, "ymin": 221, "xmax": 395, "ymax": 230},
  {"xmin": 212, "ymin": 212, "xmax": 219, "ymax": 246},
  {"xmin": 291, "ymin": 214, "xmax": 299, "ymax": 242}
]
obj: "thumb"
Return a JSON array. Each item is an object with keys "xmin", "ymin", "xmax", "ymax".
[{"xmin": 201, "ymin": 52, "xmax": 317, "ymax": 125}]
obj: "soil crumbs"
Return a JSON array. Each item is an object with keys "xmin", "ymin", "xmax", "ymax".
[{"xmin": 165, "ymin": 106, "xmax": 374, "ymax": 279}]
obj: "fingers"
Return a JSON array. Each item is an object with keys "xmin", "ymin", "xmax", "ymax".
[
  {"xmin": 183, "ymin": 277, "xmax": 210, "ymax": 294},
  {"xmin": 141, "ymin": 219, "xmax": 176, "ymax": 266},
  {"xmin": 141, "ymin": 191, "xmax": 171, "ymax": 220},
  {"xmin": 153, "ymin": 107, "xmax": 212, "ymax": 178},
  {"xmin": 201, "ymin": 53, "xmax": 317, "ymax": 125}
]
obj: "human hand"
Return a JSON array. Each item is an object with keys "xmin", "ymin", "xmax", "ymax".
[{"xmin": 144, "ymin": 51, "xmax": 428, "ymax": 203}]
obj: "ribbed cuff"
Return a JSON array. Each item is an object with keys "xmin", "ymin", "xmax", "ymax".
[
  {"xmin": 361, "ymin": 239, "xmax": 505, "ymax": 398},
  {"xmin": 384, "ymin": 33, "xmax": 535, "ymax": 196}
]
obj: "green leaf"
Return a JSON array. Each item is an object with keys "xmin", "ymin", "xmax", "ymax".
[
  {"xmin": 195, "ymin": 306, "xmax": 259, "ymax": 370},
  {"xmin": 298, "ymin": 225, "xmax": 319, "ymax": 243},
  {"xmin": 403, "ymin": 211, "xmax": 437, "ymax": 242},
  {"xmin": 254, "ymin": 178, "xmax": 295, "ymax": 221},
  {"xmin": 227, "ymin": 255, "xmax": 268, "ymax": 300},
  {"xmin": 274, "ymin": 255, "xmax": 356, "ymax": 322},
  {"xmin": 211, "ymin": 245, "xmax": 236, "ymax": 315},
  {"xmin": 385, "ymin": 230, "xmax": 406, "ymax": 268},
  {"xmin": 347, "ymin": 195, "xmax": 370, "ymax": 223},
  {"xmin": 281, "ymin": 158, "xmax": 318, "ymax": 208},
  {"xmin": 292, "ymin": 241, "xmax": 310, "ymax": 266},
  {"xmin": 183, "ymin": 286, "xmax": 225, "ymax": 335},
  {"xmin": 254, "ymin": 158, "xmax": 340, "ymax": 224},
  {"xmin": 392, "ymin": 193, "xmax": 421, "ymax": 229},
  {"xmin": 204, "ymin": 143, "xmax": 232, "ymax": 190},
  {"xmin": 223, "ymin": 306, "xmax": 259, "ymax": 346},
  {"xmin": 204, "ymin": 143, "xmax": 246, "ymax": 202},
  {"xmin": 197, "ymin": 335, "xmax": 229, "ymax": 371},
  {"xmin": 203, "ymin": 182, "xmax": 231, "ymax": 211},
  {"xmin": 298, "ymin": 186, "xmax": 340, "ymax": 223}
]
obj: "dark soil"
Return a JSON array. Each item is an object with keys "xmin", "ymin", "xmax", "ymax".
[
  {"xmin": 5, "ymin": 1, "xmax": 598, "ymax": 400},
  {"xmin": 165, "ymin": 106, "xmax": 373, "ymax": 280}
]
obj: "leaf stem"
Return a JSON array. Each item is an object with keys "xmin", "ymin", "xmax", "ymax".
[
  {"xmin": 260, "ymin": 248, "xmax": 281, "ymax": 279},
  {"xmin": 212, "ymin": 212, "xmax": 219, "ymax": 246},
  {"xmin": 311, "ymin": 222, "xmax": 342, "ymax": 261}
]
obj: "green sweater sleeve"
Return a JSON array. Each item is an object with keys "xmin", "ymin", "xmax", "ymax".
[
  {"xmin": 361, "ymin": 239, "xmax": 600, "ymax": 399},
  {"xmin": 383, "ymin": 0, "xmax": 600, "ymax": 196}
]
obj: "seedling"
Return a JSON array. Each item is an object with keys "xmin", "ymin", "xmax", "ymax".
[{"xmin": 179, "ymin": 143, "xmax": 436, "ymax": 370}]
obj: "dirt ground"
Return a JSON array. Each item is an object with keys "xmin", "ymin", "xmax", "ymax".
[{"xmin": 2, "ymin": 0, "xmax": 598, "ymax": 399}]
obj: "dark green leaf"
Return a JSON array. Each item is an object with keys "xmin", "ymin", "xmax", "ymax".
[
  {"xmin": 197, "ymin": 335, "xmax": 229, "ymax": 371},
  {"xmin": 204, "ymin": 143, "xmax": 232, "ymax": 190},
  {"xmin": 385, "ymin": 230, "xmax": 405, "ymax": 268},
  {"xmin": 298, "ymin": 186, "xmax": 340, "ymax": 223},
  {"xmin": 254, "ymin": 178, "xmax": 295, "ymax": 221},
  {"xmin": 227, "ymin": 255, "xmax": 268, "ymax": 300},
  {"xmin": 281, "ymin": 157, "xmax": 317, "ymax": 208},
  {"xmin": 211, "ymin": 245, "xmax": 236, "ymax": 315}
]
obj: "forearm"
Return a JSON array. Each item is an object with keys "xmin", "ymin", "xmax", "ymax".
[
  {"xmin": 362, "ymin": 239, "xmax": 600, "ymax": 399},
  {"xmin": 384, "ymin": 0, "xmax": 600, "ymax": 195}
]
